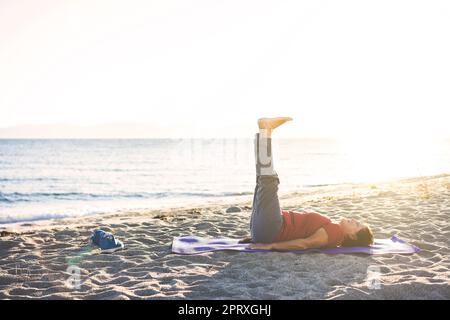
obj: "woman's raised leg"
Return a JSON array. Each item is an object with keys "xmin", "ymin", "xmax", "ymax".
[{"xmin": 250, "ymin": 117, "xmax": 292, "ymax": 243}]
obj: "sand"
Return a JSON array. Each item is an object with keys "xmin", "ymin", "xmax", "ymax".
[{"xmin": 1, "ymin": 173, "xmax": 449, "ymax": 300}]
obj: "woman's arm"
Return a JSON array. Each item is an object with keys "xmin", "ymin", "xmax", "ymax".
[{"xmin": 250, "ymin": 228, "xmax": 329, "ymax": 251}]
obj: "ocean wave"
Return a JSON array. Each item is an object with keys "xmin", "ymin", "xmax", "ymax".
[
  {"xmin": 0, "ymin": 211, "xmax": 94, "ymax": 225},
  {"xmin": 302, "ymin": 183, "xmax": 342, "ymax": 188},
  {"xmin": 0, "ymin": 190, "xmax": 253, "ymax": 203},
  {"xmin": 0, "ymin": 177, "xmax": 61, "ymax": 182},
  {"xmin": 0, "ymin": 193, "xmax": 14, "ymax": 203}
]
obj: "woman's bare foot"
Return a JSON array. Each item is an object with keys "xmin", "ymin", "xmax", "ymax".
[{"xmin": 258, "ymin": 117, "xmax": 293, "ymax": 131}]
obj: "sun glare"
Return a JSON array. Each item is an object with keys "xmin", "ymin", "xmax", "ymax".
[{"xmin": 336, "ymin": 129, "xmax": 443, "ymax": 183}]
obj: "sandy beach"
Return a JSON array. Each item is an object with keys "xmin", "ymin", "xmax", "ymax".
[{"xmin": 1, "ymin": 173, "xmax": 449, "ymax": 300}]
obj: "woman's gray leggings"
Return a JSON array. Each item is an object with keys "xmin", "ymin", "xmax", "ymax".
[{"xmin": 250, "ymin": 133, "xmax": 284, "ymax": 243}]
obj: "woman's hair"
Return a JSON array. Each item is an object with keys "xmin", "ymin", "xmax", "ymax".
[{"xmin": 341, "ymin": 226, "xmax": 374, "ymax": 247}]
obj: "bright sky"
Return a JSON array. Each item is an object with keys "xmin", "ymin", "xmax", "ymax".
[{"xmin": 1, "ymin": 0, "xmax": 449, "ymax": 138}]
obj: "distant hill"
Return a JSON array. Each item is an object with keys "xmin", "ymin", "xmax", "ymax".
[{"xmin": 0, "ymin": 123, "xmax": 254, "ymax": 139}]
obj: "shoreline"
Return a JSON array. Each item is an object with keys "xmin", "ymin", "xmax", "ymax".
[{"xmin": 1, "ymin": 172, "xmax": 449, "ymax": 232}]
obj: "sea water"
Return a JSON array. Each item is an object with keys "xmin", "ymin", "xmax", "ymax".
[{"xmin": 1, "ymin": 138, "xmax": 449, "ymax": 224}]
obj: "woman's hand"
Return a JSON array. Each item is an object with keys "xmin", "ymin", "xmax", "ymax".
[
  {"xmin": 238, "ymin": 237, "xmax": 253, "ymax": 244},
  {"xmin": 248, "ymin": 242, "xmax": 273, "ymax": 250}
]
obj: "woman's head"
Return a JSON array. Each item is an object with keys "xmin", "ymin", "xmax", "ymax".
[{"xmin": 339, "ymin": 218, "xmax": 374, "ymax": 247}]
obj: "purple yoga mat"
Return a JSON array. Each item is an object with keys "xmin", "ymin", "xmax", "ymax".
[{"xmin": 172, "ymin": 235, "xmax": 420, "ymax": 255}]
